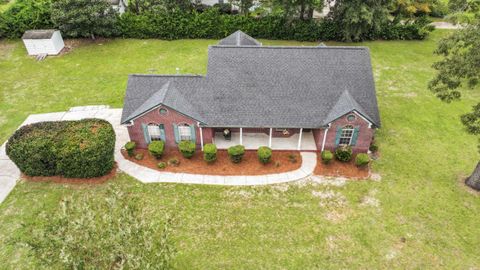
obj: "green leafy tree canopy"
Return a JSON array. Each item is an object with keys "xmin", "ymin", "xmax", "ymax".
[
  {"xmin": 429, "ymin": 17, "xmax": 480, "ymax": 189},
  {"xmin": 51, "ymin": 0, "xmax": 118, "ymax": 39}
]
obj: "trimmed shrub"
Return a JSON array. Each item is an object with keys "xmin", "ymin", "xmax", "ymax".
[
  {"xmin": 257, "ymin": 146, "xmax": 272, "ymax": 164},
  {"xmin": 157, "ymin": 162, "xmax": 167, "ymax": 169},
  {"xmin": 203, "ymin": 143, "xmax": 217, "ymax": 163},
  {"xmin": 227, "ymin": 145, "xmax": 245, "ymax": 163},
  {"xmin": 168, "ymin": 157, "xmax": 180, "ymax": 166},
  {"xmin": 369, "ymin": 143, "xmax": 378, "ymax": 153},
  {"xmin": 148, "ymin": 141, "xmax": 165, "ymax": 159},
  {"xmin": 288, "ymin": 153, "xmax": 298, "ymax": 163},
  {"xmin": 335, "ymin": 145, "xmax": 353, "ymax": 162},
  {"xmin": 178, "ymin": 140, "xmax": 196, "ymax": 158},
  {"xmin": 355, "ymin": 153, "xmax": 370, "ymax": 167},
  {"xmin": 55, "ymin": 120, "xmax": 115, "ymax": 178},
  {"xmin": 6, "ymin": 119, "xmax": 115, "ymax": 178},
  {"xmin": 321, "ymin": 150, "xmax": 333, "ymax": 164},
  {"xmin": 5, "ymin": 122, "xmax": 62, "ymax": 176},
  {"xmin": 125, "ymin": 141, "xmax": 136, "ymax": 157},
  {"xmin": 135, "ymin": 153, "xmax": 144, "ymax": 160}
]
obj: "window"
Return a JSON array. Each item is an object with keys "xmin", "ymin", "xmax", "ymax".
[
  {"xmin": 347, "ymin": 114, "xmax": 356, "ymax": 122},
  {"xmin": 178, "ymin": 124, "xmax": 192, "ymax": 141},
  {"xmin": 147, "ymin": 124, "xmax": 162, "ymax": 141},
  {"xmin": 339, "ymin": 125, "xmax": 354, "ymax": 145},
  {"xmin": 159, "ymin": 108, "xmax": 168, "ymax": 115}
]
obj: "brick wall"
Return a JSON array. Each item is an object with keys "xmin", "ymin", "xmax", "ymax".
[
  {"xmin": 127, "ymin": 107, "xmax": 374, "ymax": 152},
  {"xmin": 127, "ymin": 105, "xmax": 213, "ymax": 149},
  {"xmin": 312, "ymin": 112, "xmax": 375, "ymax": 153}
]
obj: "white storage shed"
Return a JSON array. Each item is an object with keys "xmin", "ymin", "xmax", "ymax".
[{"xmin": 22, "ymin": 30, "xmax": 65, "ymax": 56}]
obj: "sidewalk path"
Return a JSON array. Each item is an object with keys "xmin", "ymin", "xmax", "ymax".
[
  {"xmin": 0, "ymin": 106, "xmax": 317, "ymax": 203},
  {"xmin": 430, "ymin": 21, "xmax": 463, "ymax": 29}
]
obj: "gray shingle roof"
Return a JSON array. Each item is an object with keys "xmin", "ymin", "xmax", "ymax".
[
  {"xmin": 218, "ymin": 30, "xmax": 262, "ymax": 46},
  {"xmin": 121, "ymin": 75, "xmax": 207, "ymax": 124},
  {"xmin": 121, "ymin": 44, "xmax": 380, "ymax": 128},
  {"xmin": 22, "ymin": 29, "xmax": 57, "ymax": 39}
]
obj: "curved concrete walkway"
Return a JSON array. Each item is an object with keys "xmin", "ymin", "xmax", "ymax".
[{"xmin": 0, "ymin": 106, "xmax": 317, "ymax": 203}]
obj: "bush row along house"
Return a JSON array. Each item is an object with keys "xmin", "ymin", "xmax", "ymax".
[{"xmin": 121, "ymin": 31, "xmax": 381, "ymax": 153}]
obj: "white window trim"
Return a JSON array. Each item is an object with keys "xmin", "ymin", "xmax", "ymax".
[
  {"xmin": 339, "ymin": 126, "xmax": 354, "ymax": 145},
  {"xmin": 353, "ymin": 111, "xmax": 373, "ymax": 128},
  {"xmin": 159, "ymin": 108, "xmax": 168, "ymax": 115},
  {"xmin": 147, "ymin": 124, "xmax": 162, "ymax": 141},
  {"xmin": 178, "ymin": 125, "xmax": 192, "ymax": 141}
]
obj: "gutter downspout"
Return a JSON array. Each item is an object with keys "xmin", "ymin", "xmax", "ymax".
[
  {"xmin": 321, "ymin": 123, "xmax": 331, "ymax": 152},
  {"xmin": 197, "ymin": 122, "xmax": 204, "ymax": 151}
]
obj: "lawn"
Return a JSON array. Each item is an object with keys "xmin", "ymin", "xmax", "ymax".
[
  {"xmin": 0, "ymin": 0, "xmax": 14, "ymax": 12},
  {"xmin": 1, "ymin": 30, "xmax": 480, "ymax": 269}
]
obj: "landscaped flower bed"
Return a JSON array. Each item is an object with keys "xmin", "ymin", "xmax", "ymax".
[
  {"xmin": 121, "ymin": 149, "xmax": 302, "ymax": 176},
  {"xmin": 314, "ymin": 156, "xmax": 370, "ymax": 179}
]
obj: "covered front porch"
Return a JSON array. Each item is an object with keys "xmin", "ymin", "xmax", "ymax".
[{"xmin": 212, "ymin": 128, "xmax": 317, "ymax": 151}]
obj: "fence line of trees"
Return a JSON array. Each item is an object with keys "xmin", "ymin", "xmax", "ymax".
[{"xmin": 0, "ymin": 0, "xmax": 450, "ymax": 41}]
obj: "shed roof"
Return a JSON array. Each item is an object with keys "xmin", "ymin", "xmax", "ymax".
[
  {"xmin": 22, "ymin": 29, "xmax": 57, "ymax": 39},
  {"xmin": 121, "ymin": 34, "xmax": 380, "ymax": 128}
]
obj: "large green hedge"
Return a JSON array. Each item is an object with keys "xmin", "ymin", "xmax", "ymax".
[
  {"xmin": 117, "ymin": 9, "xmax": 431, "ymax": 41},
  {"xmin": 6, "ymin": 119, "xmax": 115, "ymax": 178},
  {"xmin": 0, "ymin": 1, "xmax": 432, "ymax": 41},
  {"xmin": 0, "ymin": 0, "xmax": 53, "ymax": 39}
]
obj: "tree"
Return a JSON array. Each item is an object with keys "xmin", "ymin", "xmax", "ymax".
[
  {"xmin": 327, "ymin": 0, "xmax": 392, "ymax": 41},
  {"xmin": 446, "ymin": 0, "xmax": 479, "ymax": 24},
  {"xmin": 0, "ymin": 0, "xmax": 53, "ymax": 38},
  {"xmin": 128, "ymin": 0, "xmax": 192, "ymax": 13},
  {"xmin": 229, "ymin": 0, "xmax": 254, "ymax": 15},
  {"xmin": 390, "ymin": 0, "xmax": 435, "ymax": 21},
  {"xmin": 428, "ymin": 18, "xmax": 480, "ymax": 190},
  {"xmin": 51, "ymin": 0, "xmax": 118, "ymax": 39},
  {"xmin": 261, "ymin": 0, "xmax": 324, "ymax": 20},
  {"xmin": 16, "ymin": 187, "xmax": 176, "ymax": 269}
]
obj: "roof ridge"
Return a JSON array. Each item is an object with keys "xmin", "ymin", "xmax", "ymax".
[{"xmin": 129, "ymin": 74, "xmax": 203, "ymax": 78}]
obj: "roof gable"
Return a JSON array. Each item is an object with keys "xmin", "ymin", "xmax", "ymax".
[
  {"xmin": 324, "ymin": 90, "xmax": 376, "ymax": 126},
  {"xmin": 218, "ymin": 30, "xmax": 262, "ymax": 46}
]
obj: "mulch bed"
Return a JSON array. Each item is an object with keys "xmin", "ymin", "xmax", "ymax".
[
  {"xmin": 314, "ymin": 158, "xmax": 369, "ymax": 179},
  {"xmin": 22, "ymin": 163, "xmax": 117, "ymax": 184},
  {"xmin": 122, "ymin": 149, "xmax": 302, "ymax": 176}
]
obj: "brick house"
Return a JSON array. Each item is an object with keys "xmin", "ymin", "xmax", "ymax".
[{"xmin": 121, "ymin": 31, "xmax": 381, "ymax": 153}]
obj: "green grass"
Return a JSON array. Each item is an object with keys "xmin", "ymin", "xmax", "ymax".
[
  {"xmin": 0, "ymin": 0, "xmax": 14, "ymax": 12},
  {"xmin": 1, "ymin": 30, "xmax": 480, "ymax": 268}
]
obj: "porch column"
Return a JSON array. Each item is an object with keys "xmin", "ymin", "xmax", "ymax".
[
  {"xmin": 240, "ymin": 128, "xmax": 243, "ymax": 145},
  {"xmin": 199, "ymin": 126, "xmax": 204, "ymax": 151},
  {"xmin": 268, "ymin": 128, "xmax": 272, "ymax": 148},
  {"xmin": 297, "ymin": 128, "xmax": 303, "ymax": 150}
]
